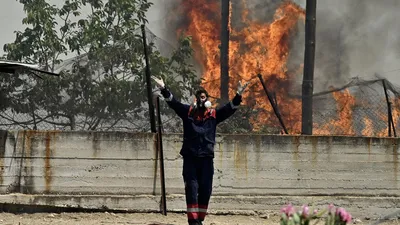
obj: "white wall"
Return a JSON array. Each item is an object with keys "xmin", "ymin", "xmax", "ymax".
[{"xmin": 0, "ymin": 130, "xmax": 398, "ymax": 218}]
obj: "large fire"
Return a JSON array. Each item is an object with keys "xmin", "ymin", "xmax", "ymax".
[{"xmin": 175, "ymin": 0, "xmax": 399, "ymax": 136}]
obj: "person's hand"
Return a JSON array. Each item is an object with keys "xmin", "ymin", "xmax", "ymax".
[
  {"xmin": 151, "ymin": 76, "xmax": 165, "ymax": 89},
  {"xmin": 236, "ymin": 81, "xmax": 250, "ymax": 95}
]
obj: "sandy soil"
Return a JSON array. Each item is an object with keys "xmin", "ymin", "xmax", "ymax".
[{"xmin": 0, "ymin": 212, "xmax": 398, "ymax": 225}]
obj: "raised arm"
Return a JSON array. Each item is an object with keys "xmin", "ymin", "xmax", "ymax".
[
  {"xmin": 153, "ymin": 76, "xmax": 190, "ymax": 119},
  {"xmin": 216, "ymin": 93, "xmax": 242, "ymax": 124},
  {"xmin": 216, "ymin": 81, "xmax": 250, "ymax": 124}
]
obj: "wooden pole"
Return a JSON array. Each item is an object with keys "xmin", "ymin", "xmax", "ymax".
[
  {"xmin": 220, "ymin": 0, "xmax": 230, "ymax": 103},
  {"xmin": 141, "ymin": 25, "xmax": 157, "ymax": 133},
  {"xmin": 382, "ymin": 79, "xmax": 396, "ymax": 137},
  {"xmin": 258, "ymin": 74, "xmax": 289, "ymax": 134},
  {"xmin": 155, "ymin": 97, "xmax": 167, "ymax": 215},
  {"xmin": 301, "ymin": 0, "xmax": 317, "ymax": 135}
]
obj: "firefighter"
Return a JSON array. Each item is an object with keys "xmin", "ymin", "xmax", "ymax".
[{"xmin": 152, "ymin": 76, "xmax": 249, "ymax": 225}]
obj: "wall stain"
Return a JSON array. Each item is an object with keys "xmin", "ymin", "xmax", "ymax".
[
  {"xmin": 233, "ymin": 141, "xmax": 248, "ymax": 178},
  {"xmin": 310, "ymin": 136, "xmax": 318, "ymax": 166},
  {"xmin": 254, "ymin": 135, "xmax": 261, "ymax": 171},
  {"xmin": 23, "ymin": 130, "xmax": 34, "ymax": 194},
  {"xmin": 366, "ymin": 138, "xmax": 372, "ymax": 162},
  {"xmin": 0, "ymin": 130, "xmax": 8, "ymax": 186},
  {"xmin": 392, "ymin": 139, "xmax": 398, "ymax": 187},
  {"xmin": 19, "ymin": 130, "xmax": 60, "ymax": 194},
  {"xmin": 292, "ymin": 136, "xmax": 300, "ymax": 161},
  {"xmin": 92, "ymin": 132, "xmax": 101, "ymax": 157},
  {"xmin": 384, "ymin": 138, "xmax": 392, "ymax": 153},
  {"xmin": 6, "ymin": 133, "xmax": 19, "ymax": 192},
  {"xmin": 44, "ymin": 132, "xmax": 55, "ymax": 194},
  {"xmin": 326, "ymin": 136, "xmax": 332, "ymax": 163}
]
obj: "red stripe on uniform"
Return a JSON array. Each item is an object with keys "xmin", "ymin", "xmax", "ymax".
[
  {"xmin": 198, "ymin": 205, "xmax": 208, "ymax": 220},
  {"xmin": 187, "ymin": 212, "xmax": 199, "ymax": 219},
  {"xmin": 187, "ymin": 204, "xmax": 199, "ymax": 220}
]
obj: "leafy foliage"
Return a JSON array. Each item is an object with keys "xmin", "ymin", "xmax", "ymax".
[{"xmin": 1, "ymin": 0, "xmax": 198, "ymax": 131}]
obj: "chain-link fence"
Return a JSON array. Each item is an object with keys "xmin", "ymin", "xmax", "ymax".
[
  {"xmin": 1, "ymin": 72, "xmax": 398, "ymax": 138},
  {"xmin": 311, "ymin": 77, "xmax": 399, "ymax": 137},
  {"xmin": 217, "ymin": 76, "xmax": 400, "ymax": 137},
  {"xmin": 1, "ymin": 24, "xmax": 399, "ymax": 137}
]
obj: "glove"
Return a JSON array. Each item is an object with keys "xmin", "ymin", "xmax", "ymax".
[
  {"xmin": 152, "ymin": 76, "xmax": 171, "ymax": 99},
  {"xmin": 151, "ymin": 76, "xmax": 165, "ymax": 89},
  {"xmin": 236, "ymin": 81, "xmax": 250, "ymax": 95},
  {"xmin": 232, "ymin": 94, "xmax": 242, "ymax": 106},
  {"xmin": 160, "ymin": 88, "xmax": 171, "ymax": 99}
]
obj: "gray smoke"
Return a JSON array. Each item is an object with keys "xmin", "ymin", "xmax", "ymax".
[
  {"xmin": 230, "ymin": 0, "xmax": 283, "ymax": 29},
  {"xmin": 289, "ymin": 0, "xmax": 400, "ymax": 92},
  {"xmin": 150, "ymin": 0, "xmax": 400, "ymax": 90}
]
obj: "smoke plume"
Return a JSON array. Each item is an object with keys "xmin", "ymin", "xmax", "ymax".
[
  {"xmin": 152, "ymin": 0, "xmax": 400, "ymax": 90},
  {"xmin": 291, "ymin": 0, "xmax": 400, "ymax": 90}
]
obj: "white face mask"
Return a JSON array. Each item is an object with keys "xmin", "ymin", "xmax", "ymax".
[
  {"xmin": 194, "ymin": 98, "xmax": 212, "ymax": 109},
  {"xmin": 204, "ymin": 101, "xmax": 212, "ymax": 108},
  {"xmin": 194, "ymin": 91, "xmax": 212, "ymax": 109}
]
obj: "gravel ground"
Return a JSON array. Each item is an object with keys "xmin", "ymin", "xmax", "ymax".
[{"xmin": 0, "ymin": 212, "xmax": 398, "ymax": 225}]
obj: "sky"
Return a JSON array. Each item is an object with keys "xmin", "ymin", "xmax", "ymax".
[
  {"xmin": 0, "ymin": 0, "xmax": 169, "ymax": 55},
  {"xmin": 1, "ymin": 0, "xmax": 399, "ymax": 86},
  {"xmin": 0, "ymin": 0, "xmax": 25, "ymax": 54}
]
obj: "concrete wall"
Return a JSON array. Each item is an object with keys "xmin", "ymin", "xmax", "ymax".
[{"xmin": 0, "ymin": 130, "xmax": 399, "ymax": 218}]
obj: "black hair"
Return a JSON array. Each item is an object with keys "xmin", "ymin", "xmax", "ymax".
[{"xmin": 195, "ymin": 88, "xmax": 208, "ymax": 98}]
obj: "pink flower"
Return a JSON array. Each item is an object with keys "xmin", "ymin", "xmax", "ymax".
[
  {"xmin": 336, "ymin": 207, "xmax": 352, "ymax": 223},
  {"xmin": 345, "ymin": 213, "xmax": 352, "ymax": 223},
  {"xmin": 301, "ymin": 205, "xmax": 310, "ymax": 217},
  {"xmin": 280, "ymin": 204, "xmax": 295, "ymax": 216}
]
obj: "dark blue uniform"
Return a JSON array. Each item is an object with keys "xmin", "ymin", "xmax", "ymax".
[{"xmin": 161, "ymin": 88, "xmax": 242, "ymax": 225}]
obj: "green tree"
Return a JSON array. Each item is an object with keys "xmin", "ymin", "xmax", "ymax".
[{"xmin": 2, "ymin": 0, "xmax": 198, "ymax": 131}]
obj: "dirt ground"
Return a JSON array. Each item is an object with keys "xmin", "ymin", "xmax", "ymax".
[{"xmin": 0, "ymin": 212, "xmax": 398, "ymax": 225}]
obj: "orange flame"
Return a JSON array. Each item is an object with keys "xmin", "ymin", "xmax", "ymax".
[
  {"xmin": 176, "ymin": 0, "xmax": 399, "ymax": 136},
  {"xmin": 362, "ymin": 117, "xmax": 373, "ymax": 136},
  {"xmin": 313, "ymin": 89, "xmax": 356, "ymax": 135},
  {"xmin": 179, "ymin": 0, "xmax": 305, "ymax": 132},
  {"xmin": 392, "ymin": 98, "xmax": 400, "ymax": 133}
]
